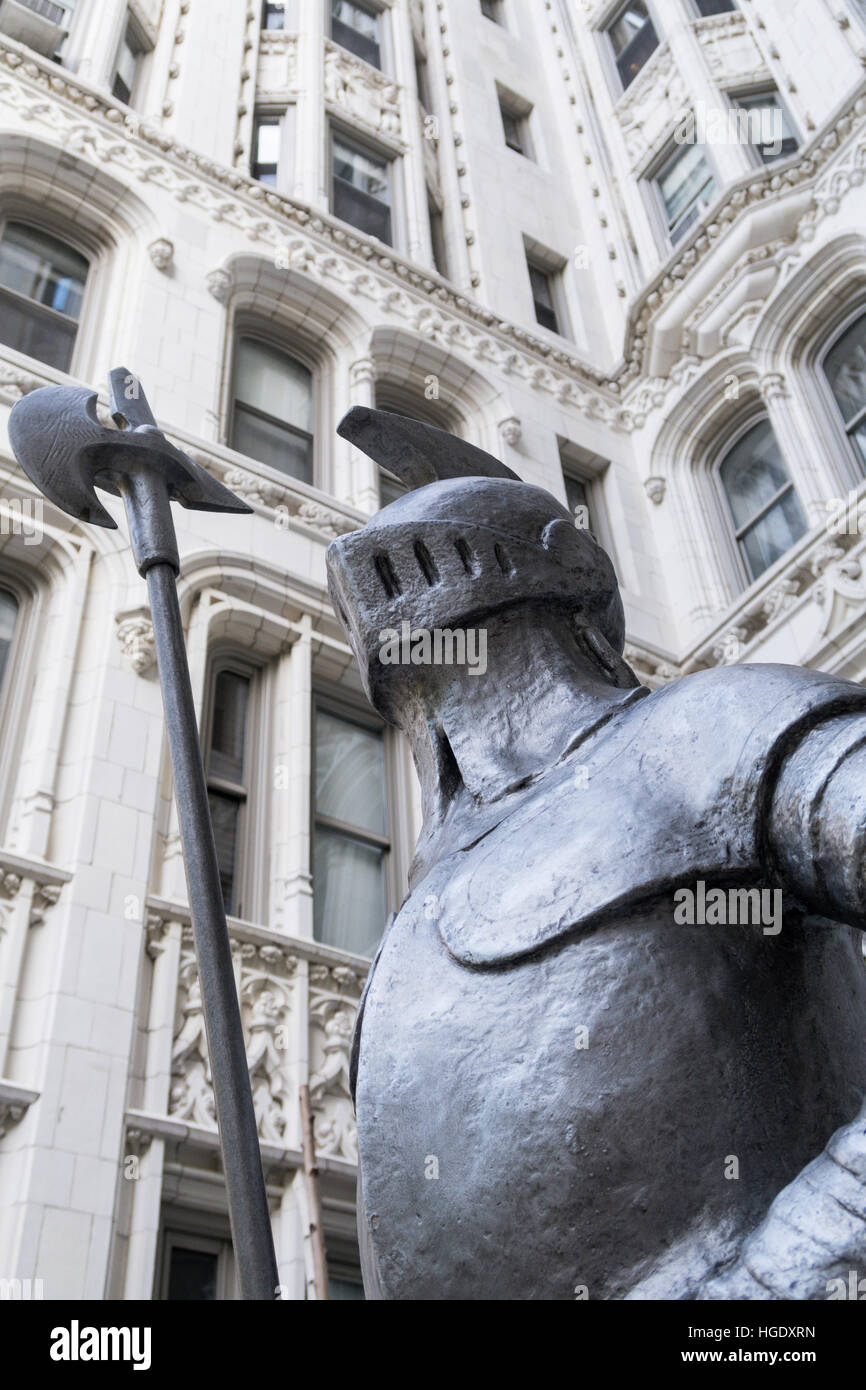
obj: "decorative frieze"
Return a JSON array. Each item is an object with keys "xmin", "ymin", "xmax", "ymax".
[{"xmin": 324, "ymin": 40, "xmax": 402, "ymax": 143}]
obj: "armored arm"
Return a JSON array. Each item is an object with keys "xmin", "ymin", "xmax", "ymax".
[{"xmin": 768, "ymin": 710, "xmax": 866, "ymax": 931}]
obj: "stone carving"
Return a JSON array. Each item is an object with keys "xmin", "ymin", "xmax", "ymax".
[
  {"xmin": 148, "ymin": 237, "xmax": 174, "ymax": 271},
  {"xmin": 497, "ymin": 416, "xmax": 522, "ymax": 447},
  {"xmin": 115, "ymin": 612, "xmax": 156, "ymax": 674},
  {"xmin": 308, "ymin": 963, "xmax": 363, "ymax": 1163},
  {"xmin": 169, "ymin": 930, "xmax": 297, "ymax": 1141},
  {"xmin": 206, "ymin": 267, "xmax": 232, "ymax": 303},
  {"xmin": 324, "ymin": 42, "xmax": 402, "ymax": 141},
  {"xmin": 643, "ymin": 475, "xmax": 666, "ymax": 505},
  {"xmin": 327, "ymin": 407, "xmax": 866, "ymax": 1300},
  {"xmin": 696, "ymin": 10, "xmax": 769, "ymax": 89}
]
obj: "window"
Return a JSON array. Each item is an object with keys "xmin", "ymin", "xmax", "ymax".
[
  {"xmin": 112, "ymin": 18, "xmax": 143, "ymax": 105},
  {"xmin": 499, "ymin": 95, "xmax": 532, "ymax": 157},
  {"xmin": 379, "ymin": 466, "xmax": 407, "ymax": 508},
  {"xmin": 251, "ymin": 114, "xmax": 281, "ymax": 185},
  {"xmin": 656, "ymin": 142, "xmax": 716, "ymax": 243},
  {"xmin": 331, "ymin": 0, "xmax": 381, "ymax": 69},
  {"xmin": 332, "ymin": 135, "xmax": 392, "ymax": 244},
  {"xmin": 527, "ymin": 258, "xmax": 561, "ymax": 335},
  {"xmin": 694, "ymin": 0, "xmax": 736, "ymax": 13},
  {"xmin": 824, "ymin": 312, "xmax": 866, "ymax": 470},
  {"xmin": 563, "ymin": 473, "xmax": 595, "ymax": 537},
  {"xmin": 262, "ymin": 1, "xmax": 285, "ymax": 27},
  {"xmin": 231, "ymin": 337, "xmax": 314, "ymax": 482},
  {"xmin": 313, "ymin": 704, "xmax": 389, "ymax": 958},
  {"xmin": 205, "ymin": 667, "xmax": 253, "ymax": 917},
  {"xmin": 719, "ymin": 420, "xmax": 807, "ymax": 582},
  {"xmin": 0, "ymin": 221, "xmax": 87, "ymax": 372},
  {"xmin": 159, "ymin": 1225, "xmax": 236, "ymax": 1300},
  {"xmin": 480, "ymin": 0, "xmax": 504, "ymax": 22},
  {"xmin": 415, "ymin": 49, "xmax": 432, "ymax": 115},
  {"xmin": 607, "ymin": 2, "xmax": 659, "ymax": 91},
  {"xmin": 730, "ymin": 89, "xmax": 798, "ymax": 163},
  {"xmin": 0, "ymin": 589, "xmax": 18, "ymax": 698}
]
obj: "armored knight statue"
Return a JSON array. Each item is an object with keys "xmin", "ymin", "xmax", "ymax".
[{"xmin": 326, "ymin": 407, "xmax": 866, "ymax": 1301}]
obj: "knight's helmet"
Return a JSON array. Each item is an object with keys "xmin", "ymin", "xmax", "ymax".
[{"xmin": 326, "ymin": 407, "xmax": 626, "ymax": 721}]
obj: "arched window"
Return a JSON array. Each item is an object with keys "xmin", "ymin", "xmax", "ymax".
[
  {"xmin": 0, "ymin": 221, "xmax": 88, "ymax": 372},
  {"xmin": 230, "ymin": 337, "xmax": 314, "ymax": 484},
  {"xmin": 0, "ymin": 587, "xmax": 18, "ymax": 696},
  {"xmin": 823, "ymin": 311, "xmax": 866, "ymax": 469},
  {"xmin": 719, "ymin": 420, "xmax": 807, "ymax": 582}
]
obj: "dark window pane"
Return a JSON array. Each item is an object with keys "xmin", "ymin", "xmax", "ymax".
[
  {"xmin": 167, "ymin": 1246, "xmax": 219, "ymax": 1301},
  {"xmin": 333, "ymin": 177, "xmax": 392, "ymax": 243},
  {"xmin": 733, "ymin": 92, "xmax": 797, "ymax": 163},
  {"xmin": 659, "ymin": 144, "xmax": 716, "ymax": 240},
  {"xmin": 528, "ymin": 263, "xmax": 559, "ymax": 334},
  {"xmin": 501, "ymin": 107, "xmax": 524, "ymax": 153},
  {"xmin": 332, "ymin": 0, "xmax": 380, "ymax": 68},
  {"xmin": 0, "ymin": 222, "xmax": 87, "ymax": 317},
  {"xmin": 0, "ymin": 588, "xmax": 18, "ymax": 695},
  {"xmin": 379, "ymin": 466, "xmax": 407, "ymax": 508},
  {"xmin": 231, "ymin": 406, "xmax": 313, "ymax": 482},
  {"xmin": 695, "ymin": 0, "xmax": 735, "ymax": 13},
  {"xmin": 328, "ymin": 1275, "xmax": 365, "ymax": 1299},
  {"xmin": 564, "ymin": 474, "xmax": 593, "ymax": 534},
  {"xmin": 720, "ymin": 421, "xmax": 807, "ymax": 580},
  {"xmin": 739, "ymin": 489, "xmax": 807, "ymax": 581},
  {"xmin": 208, "ymin": 791, "xmax": 241, "ymax": 914},
  {"xmin": 0, "ymin": 288, "xmax": 77, "ymax": 371},
  {"xmin": 824, "ymin": 314, "xmax": 866, "ymax": 426},
  {"xmin": 262, "ymin": 2, "xmax": 285, "ymax": 27},
  {"xmin": 208, "ymin": 671, "xmax": 250, "ymax": 784},
  {"xmin": 313, "ymin": 826, "xmax": 387, "ymax": 957},
  {"xmin": 609, "ymin": 4, "xmax": 658, "ymax": 89}
]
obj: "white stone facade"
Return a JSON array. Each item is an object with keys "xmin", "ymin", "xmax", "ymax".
[{"xmin": 0, "ymin": 0, "xmax": 863, "ymax": 1299}]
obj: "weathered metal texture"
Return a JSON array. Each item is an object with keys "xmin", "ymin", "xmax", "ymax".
[
  {"xmin": 328, "ymin": 407, "xmax": 866, "ymax": 1300},
  {"xmin": 9, "ymin": 371, "xmax": 279, "ymax": 1302}
]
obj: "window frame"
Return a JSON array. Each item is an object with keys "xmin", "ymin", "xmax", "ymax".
[
  {"xmin": 604, "ymin": 1, "xmax": 660, "ymax": 94},
  {"xmin": 111, "ymin": 10, "xmax": 147, "ymax": 108},
  {"xmin": 311, "ymin": 690, "xmax": 394, "ymax": 960},
  {"xmin": 480, "ymin": 0, "xmax": 506, "ymax": 25},
  {"xmin": 524, "ymin": 248, "xmax": 570, "ymax": 340},
  {"xmin": 648, "ymin": 136, "xmax": 719, "ymax": 249},
  {"xmin": 329, "ymin": 123, "xmax": 396, "ymax": 249},
  {"xmin": 712, "ymin": 413, "xmax": 807, "ymax": 588},
  {"xmin": 0, "ymin": 213, "xmax": 91, "ymax": 377},
  {"xmin": 261, "ymin": 1, "xmax": 286, "ymax": 28},
  {"xmin": 330, "ymin": 0, "xmax": 385, "ymax": 72},
  {"xmin": 251, "ymin": 111, "xmax": 283, "ymax": 187},
  {"xmin": 497, "ymin": 87, "xmax": 534, "ymax": 160},
  {"xmin": 228, "ymin": 329, "xmax": 318, "ymax": 488},
  {"xmin": 0, "ymin": 566, "xmax": 38, "ymax": 842},
  {"xmin": 202, "ymin": 651, "xmax": 269, "ymax": 923},
  {"xmin": 726, "ymin": 85, "xmax": 799, "ymax": 167},
  {"xmin": 156, "ymin": 1211, "xmax": 237, "ymax": 1301},
  {"xmin": 558, "ymin": 441, "xmax": 616, "ymax": 562}
]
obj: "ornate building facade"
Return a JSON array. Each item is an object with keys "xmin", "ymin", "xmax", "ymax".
[{"xmin": 0, "ymin": 0, "xmax": 864, "ymax": 1299}]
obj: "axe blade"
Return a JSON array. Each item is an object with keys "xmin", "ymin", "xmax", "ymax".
[{"xmin": 8, "ymin": 374, "xmax": 252, "ymax": 524}]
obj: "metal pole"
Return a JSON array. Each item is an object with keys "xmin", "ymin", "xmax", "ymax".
[{"xmin": 147, "ymin": 564, "xmax": 279, "ymax": 1301}]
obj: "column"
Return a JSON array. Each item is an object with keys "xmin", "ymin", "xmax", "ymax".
[{"xmin": 270, "ymin": 619, "xmax": 313, "ymax": 939}]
